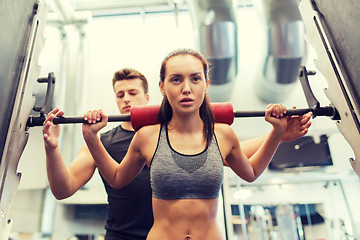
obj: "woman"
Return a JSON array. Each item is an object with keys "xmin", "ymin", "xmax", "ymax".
[{"xmin": 83, "ymin": 48, "xmax": 289, "ymax": 240}]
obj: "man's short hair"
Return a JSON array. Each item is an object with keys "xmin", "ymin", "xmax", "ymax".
[{"xmin": 112, "ymin": 68, "xmax": 149, "ymax": 94}]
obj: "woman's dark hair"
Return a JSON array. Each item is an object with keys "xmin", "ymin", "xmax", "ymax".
[{"xmin": 158, "ymin": 48, "xmax": 214, "ymax": 146}]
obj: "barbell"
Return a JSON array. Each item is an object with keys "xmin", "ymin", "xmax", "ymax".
[{"xmin": 27, "ymin": 102, "xmax": 339, "ymax": 131}]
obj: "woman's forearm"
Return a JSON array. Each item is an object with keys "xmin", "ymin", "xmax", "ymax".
[
  {"xmin": 249, "ymin": 128, "xmax": 283, "ymax": 179},
  {"xmin": 84, "ymin": 133, "xmax": 120, "ymax": 187}
]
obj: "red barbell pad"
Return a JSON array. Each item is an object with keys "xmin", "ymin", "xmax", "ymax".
[
  {"xmin": 211, "ymin": 102, "xmax": 234, "ymax": 125},
  {"xmin": 131, "ymin": 105, "xmax": 160, "ymax": 131},
  {"xmin": 131, "ymin": 102, "xmax": 234, "ymax": 131}
]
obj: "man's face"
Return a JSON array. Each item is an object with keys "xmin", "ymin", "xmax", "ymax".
[{"xmin": 113, "ymin": 78, "xmax": 149, "ymax": 114}]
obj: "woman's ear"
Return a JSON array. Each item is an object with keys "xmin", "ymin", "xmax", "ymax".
[
  {"xmin": 159, "ymin": 81, "xmax": 166, "ymax": 96},
  {"xmin": 205, "ymin": 78, "xmax": 210, "ymax": 93}
]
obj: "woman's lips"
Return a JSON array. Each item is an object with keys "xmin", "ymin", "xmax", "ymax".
[{"xmin": 180, "ymin": 98, "xmax": 194, "ymax": 106}]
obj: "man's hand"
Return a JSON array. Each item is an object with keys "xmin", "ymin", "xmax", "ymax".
[
  {"xmin": 282, "ymin": 107, "xmax": 312, "ymax": 142},
  {"xmin": 43, "ymin": 108, "xmax": 64, "ymax": 149}
]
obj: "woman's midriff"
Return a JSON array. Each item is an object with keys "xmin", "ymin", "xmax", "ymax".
[{"xmin": 146, "ymin": 198, "xmax": 224, "ymax": 240}]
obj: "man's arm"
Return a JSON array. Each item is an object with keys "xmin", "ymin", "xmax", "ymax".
[
  {"xmin": 221, "ymin": 104, "xmax": 288, "ymax": 182},
  {"xmin": 240, "ymin": 111, "xmax": 312, "ymax": 159},
  {"xmin": 46, "ymin": 144, "xmax": 97, "ymax": 199},
  {"xmin": 43, "ymin": 108, "xmax": 97, "ymax": 199}
]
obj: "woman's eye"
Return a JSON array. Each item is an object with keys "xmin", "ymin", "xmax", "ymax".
[
  {"xmin": 193, "ymin": 77, "xmax": 201, "ymax": 82},
  {"xmin": 172, "ymin": 78, "xmax": 180, "ymax": 83}
]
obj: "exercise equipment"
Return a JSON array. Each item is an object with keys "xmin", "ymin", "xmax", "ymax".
[
  {"xmin": 26, "ymin": 56, "xmax": 341, "ymax": 131},
  {"xmin": 27, "ymin": 101, "xmax": 338, "ymax": 131},
  {"xmin": 25, "ymin": 64, "xmax": 339, "ymax": 133},
  {"xmin": 300, "ymin": 0, "xmax": 360, "ymax": 180},
  {"xmin": 0, "ymin": 0, "xmax": 47, "ymax": 238},
  {"xmin": 26, "ymin": 64, "xmax": 339, "ymax": 131}
]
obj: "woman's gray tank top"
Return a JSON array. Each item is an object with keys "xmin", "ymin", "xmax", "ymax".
[{"xmin": 150, "ymin": 125, "xmax": 224, "ymax": 199}]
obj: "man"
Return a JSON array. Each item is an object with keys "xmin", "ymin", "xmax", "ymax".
[
  {"xmin": 43, "ymin": 68, "xmax": 153, "ymax": 240},
  {"xmin": 42, "ymin": 68, "xmax": 312, "ymax": 239}
]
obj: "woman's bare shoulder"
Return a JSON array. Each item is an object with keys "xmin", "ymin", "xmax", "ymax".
[
  {"xmin": 133, "ymin": 124, "xmax": 161, "ymax": 145},
  {"xmin": 214, "ymin": 123, "xmax": 235, "ymax": 136},
  {"xmin": 136, "ymin": 124, "xmax": 161, "ymax": 136},
  {"xmin": 133, "ymin": 124, "xmax": 162, "ymax": 163}
]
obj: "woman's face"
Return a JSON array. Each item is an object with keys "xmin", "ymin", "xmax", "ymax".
[{"xmin": 160, "ymin": 54, "xmax": 209, "ymax": 115}]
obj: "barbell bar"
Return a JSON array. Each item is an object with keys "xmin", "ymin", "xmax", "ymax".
[{"xmin": 27, "ymin": 102, "xmax": 339, "ymax": 131}]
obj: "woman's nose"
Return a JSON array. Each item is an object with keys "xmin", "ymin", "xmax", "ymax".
[{"xmin": 182, "ymin": 80, "xmax": 191, "ymax": 94}]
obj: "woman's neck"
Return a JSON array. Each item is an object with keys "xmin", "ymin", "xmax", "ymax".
[{"xmin": 168, "ymin": 111, "xmax": 203, "ymax": 133}]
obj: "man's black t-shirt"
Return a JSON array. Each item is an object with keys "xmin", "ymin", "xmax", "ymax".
[{"xmin": 100, "ymin": 125, "xmax": 153, "ymax": 240}]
